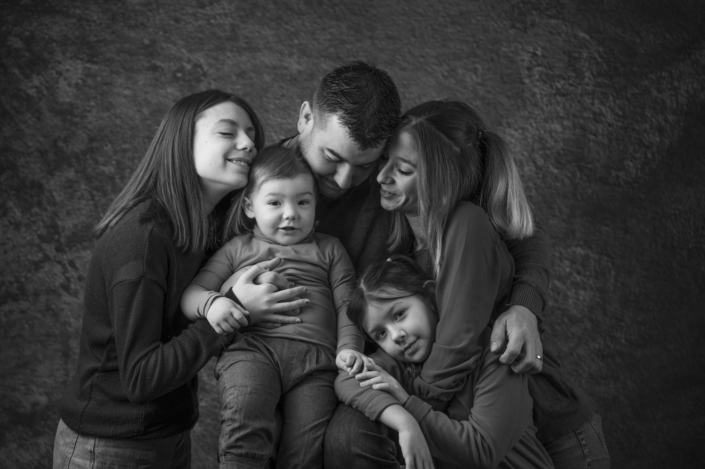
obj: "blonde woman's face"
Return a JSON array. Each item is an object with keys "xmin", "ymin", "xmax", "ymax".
[
  {"xmin": 193, "ymin": 102, "xmax": 257, "ymax": 204},
  {"xmin": 376, "ymin": 130, "xmax": 419, "ymax": 215}
]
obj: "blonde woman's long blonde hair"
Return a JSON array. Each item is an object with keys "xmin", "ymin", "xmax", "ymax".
[{"xmin": 387, "ymin": 100, "xmax": 534, "ymax": 278}]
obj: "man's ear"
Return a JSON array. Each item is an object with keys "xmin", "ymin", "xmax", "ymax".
[
  {"xmin": 423, "ymin": 280, "xmax": 437, "ymax": 293},
  {"xmin": 243, "ymin": 197, "xmax": 256, "ymax": 219},
  {"xmin": 297, "ymin": 101, "xmax": 314, "ymax": 134}
]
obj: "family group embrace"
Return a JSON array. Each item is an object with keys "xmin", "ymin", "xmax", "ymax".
[{"xmin": 53, "ymin": 62, "xmax": 610, "ymax": 469}]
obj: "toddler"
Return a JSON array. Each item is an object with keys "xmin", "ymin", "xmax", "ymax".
[{"xmin": 181, "ymin": 145, "xmax": 365, "ymax": 469}]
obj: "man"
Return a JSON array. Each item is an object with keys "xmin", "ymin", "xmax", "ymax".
[{"xmin": 235, "ymin": 62, "xmax": 601, "ymax": 468}]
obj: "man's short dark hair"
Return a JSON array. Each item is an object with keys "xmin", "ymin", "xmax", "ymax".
[{"xmin": 313, "ymin": 61, "xmax": 401, "ymax": 150}]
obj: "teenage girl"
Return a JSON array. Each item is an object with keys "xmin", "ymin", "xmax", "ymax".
[{"xmin": 53, "ymin": 90, "xmax": 306, "ymax": 468}]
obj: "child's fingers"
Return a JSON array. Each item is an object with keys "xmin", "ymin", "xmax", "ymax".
[
  {"xmin": 231, "ymin": 309, "xmax": 249, "ymax": 328},
  {"xmin": 355, "ymin": 371, "xmax": 380, "ymax": 381},
  {"xmin": 257, "ymin": 321, "xmax": 282, "ymax": 329},
  {"xmin": 372, "ymin": 383, "xmax": 390, "ymax": 391},
  {"xmin": 360, "ymin": 376, "xmax": 383, "ymax": 387}
]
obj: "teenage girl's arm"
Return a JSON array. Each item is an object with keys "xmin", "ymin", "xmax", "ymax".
[
  {"xmin": 492, "ymin": 219, "xmax": 551, "ymax": 374},
  {"xmin": 110, "ymin": 230, "xmax": 231, "ymax": 404},
  {"xmin": 415, "ymin": 203, "xmax": 506, "ymax": 403},
  {"xmin": 181, "ymin": 241, "xmax": 307, "ymax": 326}
]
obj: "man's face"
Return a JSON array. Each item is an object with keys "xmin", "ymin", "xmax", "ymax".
[{"xmin": 297, "ymin": 102, "xmax": 384, "ymax": 198}]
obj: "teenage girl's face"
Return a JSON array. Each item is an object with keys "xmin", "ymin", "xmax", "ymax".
[
  {"xmin": 362, "ymin": 289, "xmax": 437, "ymax": 363},
  {"xmin": 193, "ymin": 101, "xmax": 257, "ymax": 204},
  {"xmin": 376, "ymin": 130, "xmax": 419, "ymax": 215},
  {"xmin": 244, "ymin": 174, "xmax": 317, "ymax": 246}
]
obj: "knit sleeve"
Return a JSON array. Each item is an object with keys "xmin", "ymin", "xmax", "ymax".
[
  {"xmin": 109, "ymin": 231, "xmax": 230, "ymax": 405},
  {"xmin": 414, "ymin": 203, "xmax": 505, "ymax": 402},
  {"xmin": 503, "ymin": 219, "xmax": 551, "ymax": 320},
  {"xmin": 334, "ymin": 350, "xmax": 402, "ymax": 420},
  {"xmin": 328, "ymin": 238, "xmax": 364, "ymax": 354},
  {"xmin": 405, "ymin": 339, "xmax": 533, "ymax": 468}
]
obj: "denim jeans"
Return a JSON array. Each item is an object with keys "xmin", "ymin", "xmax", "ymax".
[
  {"xmin": 324, "ymin": 403, "xmax": 402, "ymax": 469},
  {"xmin": 543, "ymin": 414, "xmax": 611, "ymax": 469},
  {"xmin": 216, "ymin": 334, "xmax": 338, "ymax": 469},
  {"xmin": 324, "ymin": 403, "xmax": 610, "ymax": 469},
  {"xmin": 52, "ymin": 419, "xmax": 191, "ymax": 469}
]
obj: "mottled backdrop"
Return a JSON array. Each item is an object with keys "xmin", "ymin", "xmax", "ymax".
[{"xmin": 1, "ymin": 0, "xmax": 703, "ymax": 467}]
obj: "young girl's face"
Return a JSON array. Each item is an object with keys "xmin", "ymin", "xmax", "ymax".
[
  {"xmin": 193, "ymin": 101, "xmax": 257, "ymax": 199},
  {"xmin": 362, "ymin": 289, "xmax": 438, "ymax": 363},
  {"xmin": 244, "ymin": 173, "xmax": 316, "ymax": 245}
]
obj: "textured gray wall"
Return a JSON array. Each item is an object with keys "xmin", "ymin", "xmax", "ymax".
[{"xmin": 1, "ymin": 0, "xmax": 704, "ymax": 467}]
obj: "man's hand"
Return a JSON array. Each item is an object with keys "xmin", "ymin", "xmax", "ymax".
[
  {"xmin": 356, "ymin": 361, "xmax": 409, "ymax": 404},
  {"xmin": 336, "ymin": 349, "xmax": 374, "ymax": 376},
  {"xmin": 206, "ymin": 297, "xmax": 249, "ymax": 335},
  {"xmin": 490, "ymin": 305, "xmax": 543, "ymax": 374},
  {"xmin": 231, "ymin": 258, "xmax": 309, "ymax": 326}
]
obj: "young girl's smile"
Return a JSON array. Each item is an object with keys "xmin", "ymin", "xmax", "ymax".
[
  {"xmin": 244, "ymin": 173, "xmax": 317, "ymax": 245},
  {"xmin": 362, "ymin": 290, "xmax": 437, "ymax": 363}
]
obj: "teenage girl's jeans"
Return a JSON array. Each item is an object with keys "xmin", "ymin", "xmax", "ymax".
[
  {"xmin": 52, "ymin": 419, "xmax": 191, "ymax": 469},
  {"xmin": 323, "ymin": 404, "xmax": 610, "ymax": 469},
  {"xmin": 216, "ymin": 334, "xmax": 338, "ymax": 469}
]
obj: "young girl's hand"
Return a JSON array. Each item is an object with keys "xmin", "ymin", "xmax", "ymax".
[
  {"xmin": 336, "ymin": 349, "xmax": 374, "ymax": 375},
  {"xmin": 356, "ymin": 361, "xmax": 410, "ymax": 404},
  {"xmin": 206, "ymin": 297, "xmax": 249, "ymax": 335},
  {"xmin": 399, "ymin": 421, "xmax": 435, "ymax": 469}
]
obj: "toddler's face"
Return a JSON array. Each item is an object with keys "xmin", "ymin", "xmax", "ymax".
[
  {"xmin": 244, "ymin": 174, "xmax": 316, "ymax": 245},
  {"xmin": 362, "ymin": 290, "xmax": 437, "ymax": 363}
]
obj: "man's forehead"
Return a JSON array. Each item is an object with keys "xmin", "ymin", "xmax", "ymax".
[{"xmin": 314, "ymin": 113, "xmax": 385, "ymax": 165}]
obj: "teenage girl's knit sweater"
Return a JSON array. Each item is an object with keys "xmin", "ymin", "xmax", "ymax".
[{"xmin": 59, "ymin": 201, "xmax": 230, "ymax": 439}]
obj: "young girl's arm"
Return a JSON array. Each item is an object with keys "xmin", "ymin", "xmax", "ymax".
[
  {"xmin": 415, "ymin": 203, "xmax": 509, "ymax": 403},
  {"xmin": 327, "ymin": 237, "xmax": 367, "ymax": 373}
]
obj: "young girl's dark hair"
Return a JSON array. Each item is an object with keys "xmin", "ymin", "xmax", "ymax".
[
  {"xmin": 94, "ymin": 90, "xmax": 265, "ymax": 253},
  {"xmin": 223, "ymin": 145, "xmax": 316, "ymax": 239},
  {"xmin": 346, "ymin": 255, "xmax": 438, "ymax": 391}
]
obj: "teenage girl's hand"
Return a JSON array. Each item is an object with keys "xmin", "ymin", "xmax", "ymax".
[
  {"xmin": 490, "ymin": 305, "xmax": 543, "ymax": 374},
  {"xmin": 355, "ymin": 361, "xmax": 410, "ymax": 404},
  {"xmin": 232, "ymin": 258, "xmax": 309, "ymax": 325},
  {"xmin": 336, "ymin": 349, "xmax": 374, "ymax": 376},
  {"xmin": 206, "ymin": 297, "xmax": 249, "ymax": 335}
]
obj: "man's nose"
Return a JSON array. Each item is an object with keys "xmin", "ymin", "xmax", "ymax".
[{"xmin": 334, "ymin": 164, "xmax": 354, "ymax": 190}]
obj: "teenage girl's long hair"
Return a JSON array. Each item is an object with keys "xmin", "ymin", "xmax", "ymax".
[
  {"xmin": 94, "ymin": 90, "xmax": 265, "ymax": 253},
  {"xmin": 387, "ymin": 100, "xmax": 534, "ymax": 278}
]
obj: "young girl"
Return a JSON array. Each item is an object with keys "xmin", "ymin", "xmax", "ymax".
[
  {"xmin": 338, "ymin": 255, "xmax": 555, "ymax": 469},
  {"xmin": 53, "ymin": 90, "xmax": 306, "ymax": 468},
  {"xmin": 181, "ymin": 145, "xmax": 365, "ymax": 468}
]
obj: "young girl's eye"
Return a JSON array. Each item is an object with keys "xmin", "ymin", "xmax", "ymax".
[
  {"xmin": 393, "ymin": 310, "xmax": 405, "ymax": 321},
  {"xmin": 376, "ymin": 330, "xmax": 387, "ymax": 340}
]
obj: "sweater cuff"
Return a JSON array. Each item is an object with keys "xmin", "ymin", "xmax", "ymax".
[
  {"xmin": 404, "ymin": 395, "xmax": 433, "ymax": 423},
  {"xmin": 367, "ymin": 393, "xmax": 403, "ymax": 421},
  {"xmin": 509, "ymin": 283, "xmax": 545, "ymax": 319},
  {"xmin": 197, "ymin": 319, "xmax": 235, "ymax": 356}
]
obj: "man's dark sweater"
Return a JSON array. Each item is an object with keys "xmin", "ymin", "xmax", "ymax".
[{"xmin": 59, "ymin": 201, "xmax": 229, "ymax": 439}]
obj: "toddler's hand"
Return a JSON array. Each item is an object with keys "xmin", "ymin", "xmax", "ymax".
[
  {"xmin": 206, "ymin": 297, "xmax": 249, "ymax": 335},
  {"xmin": 356, "ymin": 361, "xmax": 409, "ymax": 404},
  {"xmin": 336, "ymin": 349, "xmax": 374, "ymax": 376}
]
